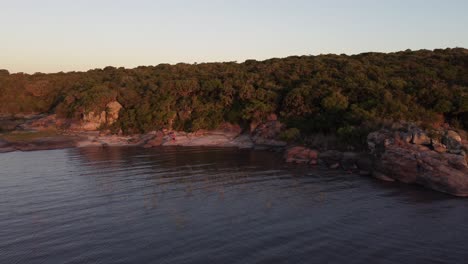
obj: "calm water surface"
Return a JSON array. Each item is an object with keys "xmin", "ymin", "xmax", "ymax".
[{"xmin": 1, "ymin": 147, "xmax": 467, "ymax": 264}]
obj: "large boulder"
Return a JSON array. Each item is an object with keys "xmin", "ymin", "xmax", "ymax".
[
  {"xmin": 374, "ymin": 144, "xmax": 420, "ymax": 184},
  {"xmin": 369, "ymin": 129, "xmax": 468, "ymax": 196}
]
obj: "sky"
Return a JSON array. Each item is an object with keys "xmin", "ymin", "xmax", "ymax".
[{"xmin": 1, "ymin": 0, "xmax": 467, "ymax": 73}]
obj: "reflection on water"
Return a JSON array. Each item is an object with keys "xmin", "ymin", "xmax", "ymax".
[{"xmin": 1, "ymin": 147, "xmax": 467, "ymax": 264}]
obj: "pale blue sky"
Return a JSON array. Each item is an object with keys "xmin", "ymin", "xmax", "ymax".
[{"xmin": 1, "ymin": 0, "xmax": 467, "ymax": 73}]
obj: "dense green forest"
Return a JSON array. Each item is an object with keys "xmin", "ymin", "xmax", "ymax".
[{"xmin": 0, "ymin": 48, "xmax": 467, "ymax": 139}]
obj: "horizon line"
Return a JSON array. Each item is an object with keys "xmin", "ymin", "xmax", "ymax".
[{"xmin": 3, "ymin": 46, "xmax": 466, "ymax": 75}]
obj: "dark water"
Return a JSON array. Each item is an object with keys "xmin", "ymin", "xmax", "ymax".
[{"xmin": 1, "ymin": 147, "xmax": 467, "ymax": 264}]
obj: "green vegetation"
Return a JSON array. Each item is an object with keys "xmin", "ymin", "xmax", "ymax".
[
  {"xmin": 280, "ymin": 128, "xmax": 301, "ymax": 143},
  {"xmin": 0, "ymin": 48, "xmax": 467, "ymax": 139}
]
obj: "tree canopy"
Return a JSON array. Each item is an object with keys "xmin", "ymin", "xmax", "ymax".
[{"xmin": 0, "ymin": 48, "xmax": 467, "ymax": 134}]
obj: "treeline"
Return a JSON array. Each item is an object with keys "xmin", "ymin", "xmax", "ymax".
[{"xmin": 0, "ymin": 48, "xmax": 467, "ymax": 139}]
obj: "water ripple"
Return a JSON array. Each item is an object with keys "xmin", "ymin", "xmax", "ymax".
[{"xmin": 0, "ymin": 147, "xmax": 466, "ymax": 264}]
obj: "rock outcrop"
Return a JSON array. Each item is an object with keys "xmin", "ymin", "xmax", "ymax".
[
  {"xmin": 138, "ymin": 123, "xmax": 254, "ymax": 149},
  {"xmin": 368, "ymin": 128, "xmax": 468, "ymax": 196},
  {"xmin": 282, "ymin": 124, "xmax": 468, "ymax": 196},
  {"xmin": 80, "ymin": 101, "xmax": 123, "ymax": 131}
]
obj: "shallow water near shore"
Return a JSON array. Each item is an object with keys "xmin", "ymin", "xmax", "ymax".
[{"xmin": 1, "ymin": 147, "xmax": 467, "ymax": 264}]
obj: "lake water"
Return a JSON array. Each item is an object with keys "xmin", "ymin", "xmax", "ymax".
[{"xmin": 1, "ymin": 147, "xmax": 467, "ymax": 264}]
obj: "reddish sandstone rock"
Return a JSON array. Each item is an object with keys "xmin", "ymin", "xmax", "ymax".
[
  {"xmin": 369, "ymin": 129, "xmax": 468, "ymax": 196},
  {"xmin": 284, "ymin": 146, "xmax": 319, "ymax": 164},
  {"xmin": 79, "ymin": 101, "xmax": 123, "ymax": 131},
  {"xmin": 375, "ymin": 145, "xmax": 419, "ymax": 184}
]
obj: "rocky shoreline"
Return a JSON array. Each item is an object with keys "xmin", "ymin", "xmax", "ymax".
[{"xmin": 1, "ymin": 113, "xmax": 467, "ymax": 197}]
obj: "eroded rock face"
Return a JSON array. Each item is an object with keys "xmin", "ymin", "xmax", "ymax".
[
  {"xmin": 106, "ymin": 101, "xmax": 122, "ymax": 124},
  {"xmin": 369, "ymin": 129, "xmax": 468, "ymax": 196},
  {"xmin": 81, "ymin": 101, "xmax": 123, "ymax": 131},
  {"xmin": 82, "ymin": 112, "xmax": 106, "ymax": 131}
]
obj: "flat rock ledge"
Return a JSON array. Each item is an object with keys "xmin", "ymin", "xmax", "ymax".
[
  {"xmin": 0, "ymin": 130, "xmax": 282, "ymax": 153},
  {"xmin": 283, "ymin": 127, "xmax": 468, "ymax": 197}
]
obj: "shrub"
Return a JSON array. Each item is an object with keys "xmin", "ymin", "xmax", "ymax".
[{"xmin": 280, "ymin": 128, "xmax": 301, "ymax": 142}]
